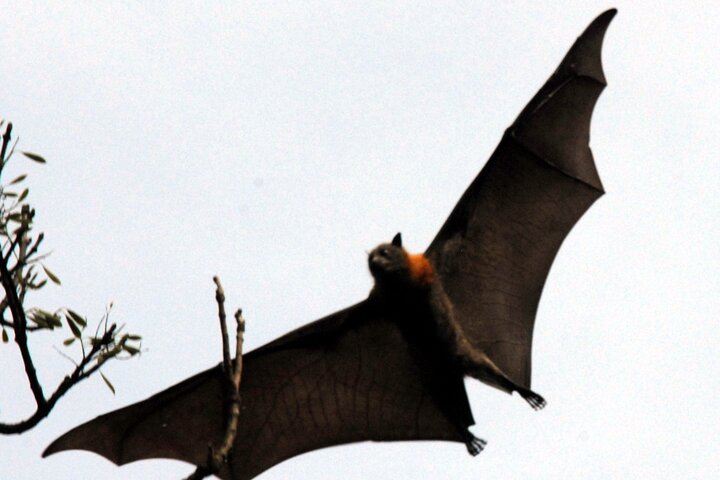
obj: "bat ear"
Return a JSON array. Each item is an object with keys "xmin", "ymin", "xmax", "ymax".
[{"xmin": 392, "ymin": 232, "xmax": 402, "ymax": 247}]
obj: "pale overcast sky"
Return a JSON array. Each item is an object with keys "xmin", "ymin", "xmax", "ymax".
[{"xmin": 1, "ymin": 1, "xmax": 718, "ymax": 479}]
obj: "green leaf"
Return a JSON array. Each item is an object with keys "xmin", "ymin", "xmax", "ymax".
[
  {"xmin": 127, "ymin": 334, "xmax": 142, "ymax": 341},
  {"xmin": 66, "ymin": 315, "xmax": 82, "ymax": 338},
  {"xmin": 42, "ymin": 265, "xmax": 61, "ymax": 285},
  {"xmin": 63, "ymin": 337, "xmax": 75, "ymax": 346},
  {"xmin": 28, "ymin": 279, "xmax": 48, "ymax": 290},
  {"xmin": 66, "ymin": 309, "xmax": 87, "ymax": 327},
  {"xmin": 2, "ymin": 329, "xmax": 8, "ymax": 343},
  {"xmin": 8, "ymin": 174, "xmax": 26, "ymax": 185},
  {"xmin": 18, "ymin": 188, "xmax": 28, "ymax": 202},
  {"xmin": 123, "ymin": 345, "xmax": 140, "ymax": 356},
  {"xmin": 29, "ymin": 309, "xmax": 62, "ymax": 329},
  {"xmin": 100, "ymin": 372, "xmax": 116, "ymax": 395},
  {"xmin": 22, "ymin": 151, "xmax": 46, "ymax": 163},
  {"xmin": 28, "ymin": 311, "xmax": 50, "ymax": 329},
  {"xmin": 50, "ymin": 313, "xmax": 63, "ymax": 328}
]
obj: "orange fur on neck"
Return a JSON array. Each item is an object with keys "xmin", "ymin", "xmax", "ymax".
[{"xmin": 406, "ymin": 252, "xmax": 434, "ymax": 286}]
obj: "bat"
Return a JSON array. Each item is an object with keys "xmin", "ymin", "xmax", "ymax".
[{"xmin": 43, "ymin": 9, "xmax": 615, "ymax": 479}]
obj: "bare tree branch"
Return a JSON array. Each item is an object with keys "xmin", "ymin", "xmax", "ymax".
[
  {"xmin": 185, "ymin": 279, "xmax": 245, "ymax": 480},
  {"xmin": 217, "ymin": 309, "xmax": 244, "ymax": 456},
  {"xmin": 213, "ymin": 276, "xmax": 231, "ymax": 373},
  {"xmin": 0, "ymin": 122, "xmax": 12, "ymax": 176},
  {"xmin": 1, "ymin": 318, "xmax": 42, "ymax": 332}
]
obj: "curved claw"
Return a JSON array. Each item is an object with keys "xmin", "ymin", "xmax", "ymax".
[
  {"xmin": 519, "ymin": 388, "xmax": 547, "ymax": 411},
  {"xmin": 465, "ymin": 435, "xmax": 488, "ymax": 456}
]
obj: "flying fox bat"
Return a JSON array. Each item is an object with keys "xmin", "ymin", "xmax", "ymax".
[{"xmin": 44, "ymin": 9, "xmax": 615, "ymax": 479}]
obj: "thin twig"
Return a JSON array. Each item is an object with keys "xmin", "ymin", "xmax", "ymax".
[
  {"xmin": 0, "ymin": 325, "xmax": 117, "ymax": 433},
  {"xmin": 218, "ymin": 309, "xmax": 244, "ymax": 454},
  {"xmin": 10, "ymin": 233, "xmax": 46, "ymax": 276},
  {"xmin": 184, "ymin": 280, "xmax": 245, "ymax": 480},
  {"xmin": 52, "ymin": 345, "xmax": 79, "ymax": 367},
  {"xmin": 4, "ymin": 135, "xmax": 19, "ymax": 164},
  {"xmin": 213, "ymin": 276, "xmax": 231, "ymax": 373},
  {"xmin": 0, "ymin": 317, "xmax": 42, "ymax": 332},
  {"xmin": 0, "ymin": 127, "xmax": 45, "ymax": 409},
  {"xmin": 14, "ymin": 206, "xmax": 31, "ymax": 305},
  {"xmin": 0, "ymin": 122, "xmax": 12, "ymax": 179}
]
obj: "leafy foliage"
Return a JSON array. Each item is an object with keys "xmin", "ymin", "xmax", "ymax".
[{"xmin": 0, "ymin": 120, "xmax": 142, "ymax": 433}]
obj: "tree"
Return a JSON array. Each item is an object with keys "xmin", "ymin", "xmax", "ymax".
[
  {"xmin": 0, "ymin": 120, "xmax": 245, "ymax": 477},
  {"xmin": 0, "ymin": 120, "xmax": 142, "ymax": 434}
]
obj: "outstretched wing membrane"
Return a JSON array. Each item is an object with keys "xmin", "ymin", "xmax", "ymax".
[
  {"xmin": 427, "ymin": 9, "xmax": 615, "ymax": 390},
  {"xmin": 44, "ymin": 302, "xmax": 472, "ymax": 480}
]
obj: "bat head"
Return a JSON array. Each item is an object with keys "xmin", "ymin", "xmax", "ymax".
[
  {"xmin": 368, "ymin": 232, "xmax": 408, "ymax": 282},
  {"xmin": 368, "ymin": 233, "xmax": 434, "ymax": 288}
]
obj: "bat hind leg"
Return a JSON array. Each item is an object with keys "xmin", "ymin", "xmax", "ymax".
[
  {"xmin": 517, "ymin": 387, "xmax": 547, "ymax": 411},
  {"xmin": 464, "ymin": 432, "xmax": 487, "ymax": 456},
  {"xmin": 461, "ymin": 351, "xmax": 547, "ymax": 411}
]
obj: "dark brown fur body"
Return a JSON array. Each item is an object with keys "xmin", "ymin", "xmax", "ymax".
[{"xmin": 368, "ymin": 234, "xmax": 546, "ymax": 418}]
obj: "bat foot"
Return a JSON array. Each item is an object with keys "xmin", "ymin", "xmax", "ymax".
[
  {"xmin": 519, "ymin": 388, "xmax": 547, "ymax": 410},
  {"xmin": 465, "ymin": 435, "xmax": 487, "ymax": 456}
]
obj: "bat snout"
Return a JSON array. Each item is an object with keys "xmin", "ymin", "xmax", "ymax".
[{"xmin": 368, "ymin": 254, "xmax": 385, "ymax": 275}]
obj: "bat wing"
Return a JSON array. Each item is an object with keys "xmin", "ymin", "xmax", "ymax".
[
  {"xmin": 44, "ymin": 300, "xmax": 473, "ymax": 480},
  {"xmin": 426, "ymin": 10, "xmax": 615, "ymax": 391}
]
